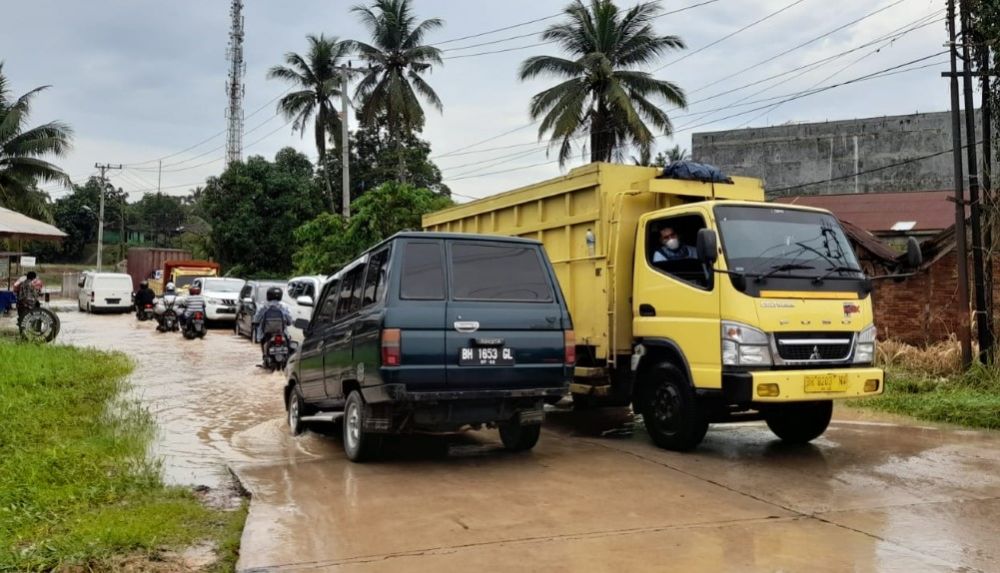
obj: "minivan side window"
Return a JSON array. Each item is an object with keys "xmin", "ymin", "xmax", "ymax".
[
  {"xmin": 400, "ymin": 242, "xmax": 445, "ymax": 300},
  {"xmin": 450, "ymin": 242, "xmax": 553, "ymax": 301},
  {"xmin": 316, "ymin": 281, "xmax": 339, "ymax": 323},
  {"xmin": 362, "ymin": 248, "xmax": 391, "ymax": 307},
  {"xmin": 335, "ymin": 267, "xmax": 365, "ymax": 319}
]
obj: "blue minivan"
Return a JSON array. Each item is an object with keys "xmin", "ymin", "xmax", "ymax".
[{"xmin": 284, "ymin": 232, "xmax": 574, "ymax": 461}]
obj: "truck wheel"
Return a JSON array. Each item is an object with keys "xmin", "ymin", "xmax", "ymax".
[
  {"xmin": 639, "ymin": 363, "xmax": 708, "ymax": 451},
  {"xmin": 765, "ymin": 401, "xmax": 833, "ymax": 444},
  {"xmin": 499, "ymin": 422, "xmax": 541, "ymax": 452},
  {"xmin": 344, "ymin": 391, "xmax": 381, "ymax": 462}
]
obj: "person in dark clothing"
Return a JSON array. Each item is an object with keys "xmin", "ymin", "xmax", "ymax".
[
  {"xmin": 134, "ymin": 280, "xmax": 156, "ymax": 318},
  {"xmin": 14, "ymin": 271, "xmax": 41, "ymax": 329}
]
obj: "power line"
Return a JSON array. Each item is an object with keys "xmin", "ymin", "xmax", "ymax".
[{"xmin": 432, "ymin": 13, "xmax": 563, "ymax": 46}]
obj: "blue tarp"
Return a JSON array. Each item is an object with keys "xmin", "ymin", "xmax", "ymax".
[
  {"xmin": 0, "ymin": 291, "xmax": 16, "ymax": 314},
  {"xmin": 660, "ymin": 161, "xmax": 733, "ymax": 184}
]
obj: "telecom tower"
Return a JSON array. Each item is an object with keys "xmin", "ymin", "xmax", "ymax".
[{"xmin": 225, "ymin": 0, "xmax": 245, "ymax": 166}]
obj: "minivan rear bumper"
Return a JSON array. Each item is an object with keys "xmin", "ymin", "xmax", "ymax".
[{"xmin": 363, "ymin": 383, "xmax": 567, "ymax": 404}]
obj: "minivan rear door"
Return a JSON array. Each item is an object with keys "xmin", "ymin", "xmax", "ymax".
[{"xmin": 444, "ymin": 240, "xmax": 567, "ymax": 391}]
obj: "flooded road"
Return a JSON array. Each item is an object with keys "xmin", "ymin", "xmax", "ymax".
[{"xmin": 59, "ymin": 312, "xmax": 1000, "ymax": 572}]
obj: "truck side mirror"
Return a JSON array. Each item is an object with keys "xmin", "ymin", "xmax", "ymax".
[
  {"xmin": 296, "ymin": 295, "xmax": 314, "ymax": 308},
  {"xmin": 696, "ymin": 229, "xmax": 718, "ymax": 264},
  {"xmin": 905, "ymin": 237, "xmax": 922, "ymax": 269}
]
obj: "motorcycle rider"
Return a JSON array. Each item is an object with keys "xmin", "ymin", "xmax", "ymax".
[
  {"xmin": 253, "ymin": 286, "xmax": 293, "ymax": 354},
  {"xmin": 178, "ymin": 284, "xmax": 206, "ymax": 329},
  {"xmin": 134, "ymin": 280, "xmax": 156, "ymax": 319},
  {"xmin": 154, "ymin": 282, "xmax": 180, "ymax": 331}
]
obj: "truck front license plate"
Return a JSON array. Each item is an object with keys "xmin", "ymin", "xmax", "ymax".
[
  {"xmin": 459, "ymin": 347, "xmax": 514, "ymax": 366},
  {"xmin": 804, "ymin": 374, "xmax": 849, "ymax": 393}
]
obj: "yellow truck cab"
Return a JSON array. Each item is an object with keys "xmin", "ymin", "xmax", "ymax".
[{"xmin": 424, "ymin": 163, "xmax": 889, "ymax": 451}]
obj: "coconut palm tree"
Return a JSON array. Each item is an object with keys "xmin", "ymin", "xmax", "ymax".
[
  {"xmin": 349, "ymin": 0, "xmax": 443, "ymax": 181},
  {"xmin": 666, "ymin": 144, "xmax": 690, "ymax": 162},
  {"xmin": 0, "ymin": 63, "xmax": 72, "ymax": 214},
  {"xmin": 519, "ymin": 0, "xmax": 687, "ymax": 166},
  {"xmin": 268, "ymin": 34, "xmax": 353, "ymax": 210}
]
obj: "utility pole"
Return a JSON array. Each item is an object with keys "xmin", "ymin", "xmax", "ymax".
[
  {"xmin": 983, "ymin": 51, "xmax": 995, "ymax": 363},
  {"xmin": 94, "ymin": 163, "xmax": 122, "ymax": 272},
  {"xmin": 341, "ymin": 63, "xmax": 352, "ymax": 218},
  {"xmin": 946, "ymin": 0, "xmax": 974, "ymax": 369},
  {"xmin": 225, "ymin": 0, "xmax": 246, "ymax": 166},
  {"xmin": 157, "ymin": 160, "xmax": 162, "ymax": 194},
  {"xmin": 959, "ymin": 0, "xmax": 994, "ymax": 362}
]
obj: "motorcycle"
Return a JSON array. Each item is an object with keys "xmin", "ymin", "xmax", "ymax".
[
  {"xmin": 182, "ymin": 311, "xmax": 206, "ymax": 340},
  {"xmin": 137, "ymin": 303, "xmax": 155, "ymax": 321},
  {"xmin": 261, "ymin": 332, "xmax": 297, "ymax": 371},
  {"xmin": 156, "ymin": 298, "xmax": 180, "ymax": 332}
]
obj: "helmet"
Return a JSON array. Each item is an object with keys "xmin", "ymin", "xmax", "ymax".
[
  {"xmin": 140, "ymin": 280, "xmax": 149, "ymax": 289},
  {"xmin": 166, "ymin": 282, "xmax": 176, "ymax": 292},
  {"xmin": 189, "ymin": 286, "xmax": 201, "ymax": 296},
  {"xmin": 266, "ymin": 286, "xmax": 283, "ymax": 302}
]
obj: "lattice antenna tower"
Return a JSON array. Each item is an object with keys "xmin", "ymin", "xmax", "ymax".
[{"xmin": 225, "ymin": 0, "xmax": 246, "ymax": 166}]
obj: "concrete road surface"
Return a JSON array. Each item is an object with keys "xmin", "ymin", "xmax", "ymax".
[{"xmin": 57, "ymin": 312, "xmax": 1000, "ymax": 572}]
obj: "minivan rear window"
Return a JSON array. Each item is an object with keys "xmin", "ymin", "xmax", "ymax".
[
  {"xmin": 401, "ymin": 242, "xmax": 445, "ymax": 300},
  {"xmin": 450, "ymin": 243, "xmax": 553, "ymax": 301}
]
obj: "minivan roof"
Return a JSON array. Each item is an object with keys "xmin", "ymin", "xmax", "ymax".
[{"xmin": 390, "ymin": 231, "xmax": 542, "ymax": 246}]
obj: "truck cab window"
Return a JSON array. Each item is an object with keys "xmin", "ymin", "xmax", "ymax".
[{"xmin": 647, "ymin": 214, "xmax": 711, "ymax": 289}]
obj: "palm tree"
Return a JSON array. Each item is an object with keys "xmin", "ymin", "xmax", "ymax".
[
  {"xmin": 349, "ymin": 0, "xmax": 444, "ymax": 181},
  {"xmin": 666, "ymin": 144, "xmax": 690, "ymax": 162},
  {"xmin": 0, "ymin": 63, "xmax": 72, "ymax": 214},
  {"xmin": 268, "ymin": 34, "xmax": 353, "ymax": 210},
  {"xmin": 519, "ymin": 0, "xmax": 687, "ymax": 166}
]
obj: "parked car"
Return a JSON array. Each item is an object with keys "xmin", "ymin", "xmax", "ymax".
[
  {"xmin": 284, "ymin": 232, "xmax": 574, "ymax": 462},
  {"xmin": 285, "ymin": 275, "xmax": 326, "ymax": 325},
  {"xmin": 234, "ymin": 279, "xmax": 288, "ymax": 341},
  {"xmin": 192, "ymin": 277, "xmax": 245, "ymax": 322},
  {"xmin": 78, "ymin": 272, "xmax": 134, "ymax": 314}
]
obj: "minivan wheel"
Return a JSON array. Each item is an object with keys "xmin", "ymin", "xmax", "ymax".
[
  {"xmin": 639, "ymin": 363, "xmax": 708, "ymax": 452},
  {"xmin": 344, "ymin": 391, "xmax": 380, "ymax": 462},
  {"xmin": 287, "ymin": 387, "xmax": 307, "ymax": 436},
  {"xmin": 499, "ymin": 422, "xmax": 541, "ymax": 452},
  {"xmin": 765, "ymin": 401, "xmax": 833, "ymax": 444}
]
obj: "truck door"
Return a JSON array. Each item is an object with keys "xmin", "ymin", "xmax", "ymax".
[
  {"xmin": 633, "ymin": 209, "xmax": 722, "ymax": 389},
  {"xmin": 444, "ymin": 240, "xmax": 566, "ymax": 391}
]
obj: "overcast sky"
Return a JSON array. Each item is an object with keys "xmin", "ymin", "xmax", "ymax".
[{"xmin": 2, "ymin": 0, "xmax": 949, "ymax": 203}]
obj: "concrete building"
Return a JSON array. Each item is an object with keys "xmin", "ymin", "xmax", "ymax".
[{"xmin": 692, "ymin": 110, "xmax": 984, "ymax": 197}]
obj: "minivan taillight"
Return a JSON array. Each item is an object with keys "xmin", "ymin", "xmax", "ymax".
[
  {"xmin": 382, "ymin": 329, "xmax": 401, "ymax": 366},
  {"xmin": 565, "ymin": 330, "xmax": 576, "ymax": 365}
]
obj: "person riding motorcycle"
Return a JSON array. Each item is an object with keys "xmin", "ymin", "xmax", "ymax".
[
  {"xmin": 253, "ymin": 286, "xmax": 293, "ymax": 352},
  {"xmin": 154, "ymin": 282, "xmax": 180, "ymax": 329},
  {"xmin": 178, "ymin": 284, "xmax": 206, "ymax": 328},
  {"xmin": 134, "ymin": 280, "xmax": 156, "ymax": 318}
]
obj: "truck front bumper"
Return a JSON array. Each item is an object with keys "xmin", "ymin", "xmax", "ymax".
[{"xmin": 719, "ymin": 367, "xmax": 884, "ymax": 403}]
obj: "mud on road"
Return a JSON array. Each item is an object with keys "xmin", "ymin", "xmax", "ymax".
[{"xmin": 60, "ymin": 312, "xmax": 1000, "ymax": 572}]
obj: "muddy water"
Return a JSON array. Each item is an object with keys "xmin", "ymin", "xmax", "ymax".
[{"xmin": 57, "ymin": 311, "xmax": 321, "ymax": 488}]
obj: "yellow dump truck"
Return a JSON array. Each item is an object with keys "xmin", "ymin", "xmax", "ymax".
[{"xmin": 424, "ymin": 163, "xmax": 917, "ymax": 450}]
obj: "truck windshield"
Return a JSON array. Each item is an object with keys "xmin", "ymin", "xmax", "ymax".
[
  {"xmin": 174, "ymin": 276, "xmax": 196, "ymax": 288},
  {"xmin": 714, "ymin": 205, "xmax": 861, "ymax": 278}
]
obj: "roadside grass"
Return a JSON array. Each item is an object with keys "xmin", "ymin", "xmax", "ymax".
[
  {"xmin": 850, "ymin": 352, "xmax": 1000, "ymax": 429},
  {"xmin": 0, "ymin": 341, "xmax": 245, "ymax": 571}
]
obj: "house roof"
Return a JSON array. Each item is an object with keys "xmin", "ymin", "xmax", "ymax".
[
  {"xmin": 0, "ymin": 206, "xmax": 67, "ymax": 241},
  {"xmin": 775, "ymin": 191, "xmax": 965, "ymax": 234}
]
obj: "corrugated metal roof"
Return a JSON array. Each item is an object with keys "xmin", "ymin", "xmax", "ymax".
[
  {"xmin": 0, "ymin": 206, "xmax": 67, "ymax": 241},
  {"xmin": 775, "ymin": 191, "xmax": 964, "ymax": 233}
]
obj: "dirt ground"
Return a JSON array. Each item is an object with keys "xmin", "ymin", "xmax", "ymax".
[{"xmin": 56, "ymin": 312, "xmax": 1000, "ymax": 573}]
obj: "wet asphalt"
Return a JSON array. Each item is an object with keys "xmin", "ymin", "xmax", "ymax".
[{"xmin": 56, "ymin": 312, "xmax": 1000, "ymax": 572}]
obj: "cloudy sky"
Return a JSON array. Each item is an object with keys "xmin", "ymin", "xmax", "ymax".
[{"xmin": 2, "ymin": 0, "xmax": 948, "ymax": 203}]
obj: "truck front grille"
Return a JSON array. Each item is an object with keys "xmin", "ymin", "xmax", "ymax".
[{"xmin": 774, "ymin": 332, "xmax": 853, "ymax": 362}]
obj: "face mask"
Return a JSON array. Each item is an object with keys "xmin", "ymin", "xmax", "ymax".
[{"xmin": 665, "ymin": 238, "xmax": 680, "ymax": 251}]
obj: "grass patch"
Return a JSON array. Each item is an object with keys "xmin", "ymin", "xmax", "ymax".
[
  {"xmin": 0, "ymin": 341, "xmax": 245, "ymax": 571},
  {"xmin": 850, "ymin": 362, "xmax": 1000, "ymax": 429}
]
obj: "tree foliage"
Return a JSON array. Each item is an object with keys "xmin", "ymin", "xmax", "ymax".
[
  {"xmin": 519, "ymin": 0, "xmax": 686, "ymax": 166},
  {"xmin": 131, "ymin": 192, "xmax": 187, "ymax": 245},
  {"xmin": 0, "ymin": 62, "xmax": 73, "ymax": 215},
  {"xmin": 293, "ymin": 180, "xmax": 452, "ymax": 274},
  {"xmin": 200, "ymin": 148, "xmax": 325, "ymax": 277}
]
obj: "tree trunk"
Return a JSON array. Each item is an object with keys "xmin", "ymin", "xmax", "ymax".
[
  {"xmin": 316, "ymin": 113, "xmax": 337, "ymax": 213},
  {"xmin": 396, "ymin": 126, "xmax": 407, "ymax": 184}
]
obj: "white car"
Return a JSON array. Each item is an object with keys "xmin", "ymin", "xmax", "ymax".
[
  {"xmin": 191, "ymin": 277, "xmax": 246, "ymax": 322},
  {"xmin": 285, "ymin": 275, "xmax": 326, "ymax": 324},
  {"xmin": 79, "ymin": 272, "xmax": 133, "ymax": 314}
]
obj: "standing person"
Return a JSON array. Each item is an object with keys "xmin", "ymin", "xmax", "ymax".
[{"xmin": 14, "ymin": 271, "xmax": 41, "ymax": 329}]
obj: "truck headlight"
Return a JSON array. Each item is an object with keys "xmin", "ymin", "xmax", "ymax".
[
  {"xmin": 722, "ymin": 321, "xmax": 772, "ymax": 366},
  {"xmin": 854, "ymin": 324, "xmax": 876, "ymax": 364}
]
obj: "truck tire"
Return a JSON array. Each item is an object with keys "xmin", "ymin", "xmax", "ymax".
[
  {"xmin": 344, "ymin": 391, "xmax": 381, "ymax": 462},
  {"xmin": 765, "ymin": 401, "xmax": 833, "ymax": 444},
  {"xmin": 639, "ymin": 363, "xmax": 708, "ymax": 451},
  {"xmin": 499, "ymin": 422, "xmax": 541, "ymax": 451}
]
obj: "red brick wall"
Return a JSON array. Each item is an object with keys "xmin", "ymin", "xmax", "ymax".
[{"xmin": 871, "ymin": 251, "xmax": 1000, "ymax": 345}]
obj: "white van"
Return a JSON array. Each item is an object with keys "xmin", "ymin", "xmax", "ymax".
[
  {"xmin": 79, "ymin": 272, "xmax": 134, "ymax": 313},
  {"xmin": 285, "ymin": 275, "xmax": 325, "ymax": 324}
]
